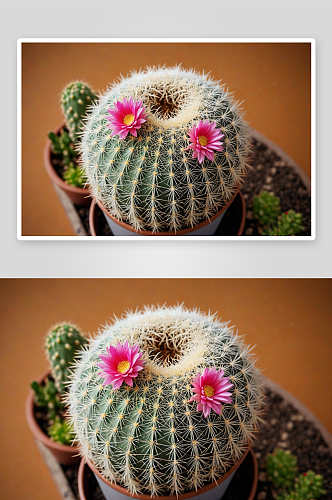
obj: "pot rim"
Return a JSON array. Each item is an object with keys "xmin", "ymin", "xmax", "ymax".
[
  {"xmin": 44, "ymin": 122, "xmax": 91, "ymax": 197},
  {"xmin": 26, "ymin": 369, "xmax": 80, "ymax": 454},
  {"xmin": 90, "ymin": 190, "xmax": 246, "ymax": 237},
  {"xmin": 85, "ymin": 446, "xmax": 250, "ymax": 500},
  {"xmin": 95, "ymin": 187, "xmax": 239, "ymax": 236}
]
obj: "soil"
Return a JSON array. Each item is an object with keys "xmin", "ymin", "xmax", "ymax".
[
  {"xmin": 72, "ymin": 137, "xmax": 311, "ymax": 236},
  {"xmin": 60, "ymin": 388, "xmax": 332, "ymax": 500}
]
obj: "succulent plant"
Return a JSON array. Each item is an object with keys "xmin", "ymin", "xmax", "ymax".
[
  {"xmin": 67, "ymin": 305, "xmax": 263, "ymax": 496},
  {"xmin": 48, "ymin": 128, "xmax": 77, "ymax": 167},
  {"xmin": 267, "ymin": 449, "xmax": 298, "ymax": 490},
  {"xmin": 48, "ymin": 417, "xmax": 75, "ymax": 445},
  {"xmin": 45, "ymin": 323, "xmax": 88, "ymax": 394},
  {"xmin": 31, "ymin": 377, "xmax": 64, "ymax": 423},
  {"xmin": 61, "ymin": 81, "xmax": 98, "ymax": 142},
  {"xmin": 253, "ymin": 191, "xmax": 281, "ymax": 227},
  {"xmin": 80, "ymin": 66, "xmax": 251, "ymax": 232},
  {"xmin": 277, "ymin": 471, "xmax": 325, "ymax": 500},
  {"xmin": 263, "ymin": 210, "xmax": 304, "ymax": 236}
]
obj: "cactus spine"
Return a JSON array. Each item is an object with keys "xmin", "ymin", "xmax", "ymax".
[
  {"xmin": 61, "ymin": 81, "xmax": 98, "ymax": 142},
  {"xmin": 46, "ymin": 323, "xmax": 88, "ymax": 394},
  {"xmin": 68, "ymin": 305, "xmax": 263, "ymax": 496},
  {"xmin": 80, "ymin": 66, "xmax": 250, "ymax": 232}
]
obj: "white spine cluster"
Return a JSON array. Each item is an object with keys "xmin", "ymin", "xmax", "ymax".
[
  {"xmin": 80, "ymin": 67, "xmax": 250, "ymax": 232},
  {"xmin": 67, "ymin": 305, "xmax": 263, "ymax": 496}
]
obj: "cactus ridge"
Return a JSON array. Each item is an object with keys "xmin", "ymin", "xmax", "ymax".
[
  {"xmin": 61, "ymin": 81, "xmax": 98, "ymax": 142},
  {"xmin": 79, "ymin": 66, "xmax": 251, "ymax": 232},
  {"xmin": 45, "ymin": 322, "xmax": 88, "ymax": 394},
  {"xmin": 67, "ymin": 305, "xmax": 263, "ymax": 496}
]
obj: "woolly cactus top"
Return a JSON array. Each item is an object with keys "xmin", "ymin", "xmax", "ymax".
[
  {"xmin": 68, "ymin": 305, "xmax": 263, "ymax": 496},
  {"xmin": 80, "ymin": 67, "xmax": 250, "ymax": 232}
]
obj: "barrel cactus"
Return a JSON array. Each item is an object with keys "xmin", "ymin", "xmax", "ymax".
[
  {"xmin": 80, "ymin": 66, "xmax": 250, "ymax": 232},
  {"xmin": 67, "ymin": 305, "xmax": 263, "ymax": 496},
  {"xmin": 46, "ymin": 322, "xmax": 88, "ymax": 394}
]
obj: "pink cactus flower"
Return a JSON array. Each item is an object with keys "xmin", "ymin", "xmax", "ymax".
[
  {"xmin": 106, "ymin": 96, "xmax": 147, "ymax": 139},
  {"xmin": 190, "ymin": 367, "xmax": 233, "ymax": 418},
  {"xmin": 97, "ymin": 340, "xmax": 145, "ymax": 389},
  {"xmin": 186, "ymin": 120, "xmax": 224, "ymax": 164}
]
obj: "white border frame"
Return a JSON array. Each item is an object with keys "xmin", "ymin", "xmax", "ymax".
[{"xmin": 17, "ymin": 38, "xmax": 316, "ymax": 241}]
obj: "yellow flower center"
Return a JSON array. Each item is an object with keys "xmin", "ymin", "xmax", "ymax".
[
  {"xmin": 198, "ymin": 135, "xmax": 208, "ymax": 146},
  {"xmin": 117, "ymin": 360, "xmax": 130, "ymax": 373},
  {"xmin": 123, "ymin": 114, "xmax": 135, "ymax": 126},
  {"xmin": 203, "ymin": 385, "xmax": 214, "ymax": 397}
]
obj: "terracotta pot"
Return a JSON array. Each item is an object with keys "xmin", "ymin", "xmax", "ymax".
[
  {"xmin": 78, "ymin": 448, "xmax": 257, "ymax": 500},
  {"xmin": 44, "ymin": 123, "xmax": 91, "ymax": 206},
  {"xmin": 93, "ymin": 187, "xmax": 239, "ymax": 236},
  {"xmin": 90, "ymin": 191, "xmax": 246, "ymax": 237},
  {"xmin": 26, "ymin": 370, "xmax": 80, "ymax": 467}
]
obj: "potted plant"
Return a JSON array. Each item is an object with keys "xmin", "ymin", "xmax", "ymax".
[
  {"xmin": 66, "ymin": 304, "xmax": 263, "ymax": 499},
  {"xmin": 76, "ymin": 66, "xmax": 250, "ymax": 235},
  {"xmin": 26, "ymin": 323, "xmax": 88, "ymax": 466},
  {"xmin": 44, "ymin": 81, "xmax": 98, "ymax": 206}
]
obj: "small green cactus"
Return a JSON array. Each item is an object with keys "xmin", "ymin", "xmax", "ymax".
[
  {"xmin": 48, "ymin": 417, "xmax": 75, "ymax": 445},
  {"xmin": 253, "ymin": 191, "xmax": 281, "ymax": 227},
  {"xmin": 263, "ymin": 210, "xmax": 304, "ymax": 236},
  {"xmin": 277, "ymin": 471, "xmax": 325, "ymax": 500},
  {"xmin": 61, "ymin": 81, "xmax": 98, "ymax": 142},
  {"xmin": 267, "ymin": 449, "xmax": 298, "ymax": 490},
  {"xmin": 45, "ymin": 323, "xmax": 88, "ymax": 394},
  {"xmin": 31, "ymin": 377, "xmax": 64, "ymax": 423}
]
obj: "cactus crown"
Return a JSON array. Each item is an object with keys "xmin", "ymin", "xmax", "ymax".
[
  {"xmin": 80, "ymin": 66, "xmax": 250, "ymax": 232},
  {"xmin": 67, "ymin": 305, "xmax": 263, "ymax": 496},
  {"xmin": 61, "ymin": 81, "xmax": 98, "ymax": 142},
  {"xmin": 45, "ymin": 322, "xmax": 88, "ymax": 394}
]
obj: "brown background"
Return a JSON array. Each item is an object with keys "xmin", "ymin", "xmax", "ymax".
[
  {"xmin": 21, "ymin": 42, "xmax": 311, "ymax": 236},
  {"xmin": 0, "ymin": 278, "xmax": 331, "ymax": 500}
]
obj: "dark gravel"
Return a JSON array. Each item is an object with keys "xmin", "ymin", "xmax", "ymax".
[{"xmin": 60, "ymin": 388, "xmax": 332, "ymax": 500}]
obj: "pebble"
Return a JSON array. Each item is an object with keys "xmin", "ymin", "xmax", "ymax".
[
  {"xmin": 257, "ymin": 164, "xmax": 263, "ymax": 171},
  {"xmin": 265, "ymin": 176, "xmax": 273, "ymax": 184},
  {"xmin": 258, "ymin": 492, "xmax": 267, "ymax": 500},
  {"xmin": 247, "ymin": 210, "xmax": 253, "ymax": 220},
  {"xmin": 271, "ymin": 418, "xmax": 278, "ymax": 426},
  {"xmin": 281, "ymin": 432, "xmax": 289, "ymax": 441},
  {"xmin": 259, "ymin": 472, "xmax": 267, "ymax": 482},
  {"xmin": 274, "ymin": 161, "xmax": 286, "ymax": 167},
  {"xmin": 245, "ymin": 227, "xmax": 253, "ymax": 236},
  {"xmin": 262, "ymin": 184, "xmax": 272, "ymax": 191},
  {"xmin": 243, "ymin": 193, "xmax": 249, "ymax": 199},
  {"xmin": 270, "ymin": 167, "xmax": 277, "ymax": 175},
  {"xmin": 286, "ymin": 421, "xmax": 294, "ymax": 431},
  {"xmin": 277, "ymin": 441, "xmax": 288, "ymax": 448},
  {"xmin": 255, "ymin": 452, "xmax": 261, "ymax": 459}
]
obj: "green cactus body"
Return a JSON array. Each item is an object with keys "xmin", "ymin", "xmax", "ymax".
[
  {"xmin": 46, "ymin": 323, "xmax": 88, "ymax": 394},
  {"xmin": 253, "ymin": 191, "xmax": 281, "ymax": 227},
  {"xmin": 61, "ymin": 81, "xmax": 98, "ymax": 142},
  {"xmin": 80, "ymin": 67, "xmax": 250, "ymax": 232},
  {"xmin": 68, "ymin": 305, "xmax": 263, "ymax": 496},
  {"xmin": 267, "ymin": 449, "xmax": 298, "ymax": 491}
]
